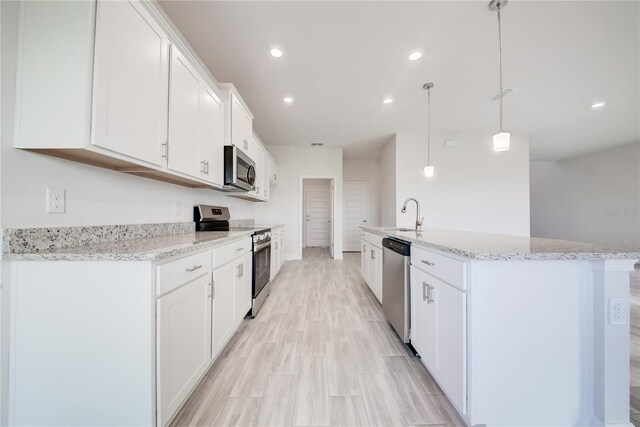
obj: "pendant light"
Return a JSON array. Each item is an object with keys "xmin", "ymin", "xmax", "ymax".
[
  {"xmin": 423, "ymin": 82, "xmax": 435, "ymax": 177},
  {"xmin": 490, "ymin": 0, "xmax": 510, "ymax": 152}
]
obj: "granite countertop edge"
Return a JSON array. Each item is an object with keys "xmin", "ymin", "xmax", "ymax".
[
  {"xmin": 5, "ymin": 225, "xmax": 285, "ymax": 262},
  {"xmin": 360, "ymin": 226, "xmax": 640, "ymax": 261}
]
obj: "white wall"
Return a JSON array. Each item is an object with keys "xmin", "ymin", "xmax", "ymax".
[
  {"xmin": 380, "ymin": 135, "xmax": 397, "ymax": 227},
  {"xmin": 343, "ymin": 157, "xmax": 381, "ymax": 227},
  {"xmin": 387, "ymin": 132, "xmax": 531, "ymax": 236},
  {"xmin": 255, "ymin": 146, "xmax": 343, "ymax": 260},
  {"xmin": 530, "ymin": 142, "xmax": 640, "ymax": 248},
  {"xmin": 0, "ymin": 1, "xmax": 256, "ymax": 229}
]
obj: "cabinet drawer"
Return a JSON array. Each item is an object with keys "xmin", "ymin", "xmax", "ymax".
[
  {"xmin": 411, "ymin": 246, "xmax": 467, "ymax": 291},
  {"xmin": 362, "ymin": 231, "xmax": 383, "ymax": 248},
  {"xmin": 156, "ymin": 250, "xmax": 211, "ymax": 296},
  {"xmin": 214, "ymin": 237, "xmax": 252, "ymax": 269}
]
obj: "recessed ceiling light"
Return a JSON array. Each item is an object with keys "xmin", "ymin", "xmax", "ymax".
[
  {"xmin": 270, "ymin": 48, "xmax": 284, "ymax": 58},
  {"xmin": 591, "ymin": 102, "xmax": 605, "ymax": 109},
  {"xmin": 383, "ymin": 97, "xmax": 393, "ymax": 104},
  {"xmin": 409, "ymin": 51, "xmax": 422, "ymax": 61},
  {"xmin": 283, "ymin": 97, "xmax": 293, "ymax": 103}
]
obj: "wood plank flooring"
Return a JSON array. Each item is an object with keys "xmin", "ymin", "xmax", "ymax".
[{"xmin": 171, "ymin": 248, "xmax": 465, "ymax": 427}]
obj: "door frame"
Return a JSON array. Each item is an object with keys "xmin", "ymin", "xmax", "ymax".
[
  {"xmin": 343, "ymin": 181, "xmax": 369, "ymax": 252},
  {"xmin": 299, "ymin": 176, "xmax": 336, "ymax": 259}
]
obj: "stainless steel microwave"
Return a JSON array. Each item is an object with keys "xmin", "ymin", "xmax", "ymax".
[{"xmin": 224, "ymin": 145, "xmax": 256, "ymax": 191}]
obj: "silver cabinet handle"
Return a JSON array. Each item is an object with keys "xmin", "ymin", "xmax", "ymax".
[
  {"xmin": 186, "ymin": 264, "xmax": 203, "ymax": 272},
  {"xmin": 236, "ymin": 264, "xmax": 242, "ymax": 278},
  {"xmin": 205, "ymin": 161, "xmax": 209, "ymax": 174},
  {"xmin": 423, "ymin": 282, "xmax": 428, "ymax": 301},
  {"xmin": 161, "ymin": 142, "xmax": 168, "ymax": 159},
  {"xmin": 243, "ymin": 139, "xmax": 249, "ymax": 150},
  {"xmin": 421, "ymin": 259, "xmax": 435, "ymax": 267},
  {"xmin": 236, "ymin": 247, "xmax": 244, "ymax": 252},
  {"xmin": 207, "ymin": 282, "xmax": 213, "ymax": 298},
  {"xmin": 211, "ymin": 280, "xmax": 215, "ymax": 299},
  {"xmin": 427, "ymin": 284, "xmax": 434, "ymax": 304},
  {"xmin": 371, "ymin": 250, "xmax": 375, "ymax": 260}
]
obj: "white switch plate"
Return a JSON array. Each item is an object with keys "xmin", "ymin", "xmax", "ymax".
[
  {"xmin": 173, "ymin": 201, "xmax": 181, "ymax": 216},
  {"xmin": 608, "ymin": 298, "xmax": 626, "ymax": 325},
  {"xmin": 46, "ymin": 188, "xmax": 65, "ymax": 214}
]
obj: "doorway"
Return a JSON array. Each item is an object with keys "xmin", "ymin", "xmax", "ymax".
[
  {"xmin": 343, "ymin": 182, "xmax": 368, "ymax": 252},
  {"xmin": 300, "ymin": 177, "xmax": 335, "ymax": 259}
]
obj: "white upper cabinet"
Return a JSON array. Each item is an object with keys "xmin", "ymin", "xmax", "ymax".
[
  {"xmin": 200, "ymin": 84, "xmax": 225, "ymax": 186},
  {"xmin": 92, "ymin": 0, "xmax": 169, "ymax": 167},
  {"xmin": 231, "ymin": 94, "xmax": 253, "ymax": 158},
  {"xmin": 269, "ymin": 155, "xmax": 280, "ymax": 184},
  {"xmin": 167, "ymin": 45, "xmax": 201, "ymax": 177},
  {"xmin": 167, "ymin": 45, "xmax": 225, "ymax": 185}
]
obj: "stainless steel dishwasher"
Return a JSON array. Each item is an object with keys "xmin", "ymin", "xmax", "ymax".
[{"xmin": 382, "ymin": 237, "xmax": 411, "ymax": 343}]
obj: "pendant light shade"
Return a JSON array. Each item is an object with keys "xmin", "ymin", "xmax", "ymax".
[
  {"xmin": 493, "ymin": 131, "xmax": 510, "ymax": 152},
  {"xmin": 490, "ymin": 0, "xmax": 510, "ymax": 152},
  {"xmin": 423, "ymin": 82, "xmax": 435, "ymax": 177}
]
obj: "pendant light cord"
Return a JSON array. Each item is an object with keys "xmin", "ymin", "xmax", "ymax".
[
  {"xmin": 427, "ymin": 87, "xmax": 431, "ymax": 164},
  {"xmin": 497, "ymin": 4, "xmax": 504, "ymax": 132}
]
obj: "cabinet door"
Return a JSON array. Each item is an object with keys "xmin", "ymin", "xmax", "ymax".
[
  {"xmin": 167, "ymin": 45, "xmax": 201, "ymax": 177},
  {"xmin": 157, "ymin": 274, "xmax": 212, "ymax": 427},
  {"xmin": 200, "ymin": 84, "xmax": 225, "ymax": 185},
  {"xmin": 234, "ymin": 252, "xmax": 253, "ymax": 323},
  {"xmin": 374, "ymin": 246, "xmax": 383, "ymax": 303},
  {"xmin": 212, "ymin": 261, "xmax": 236, "ymax": 357},
  {"xmin": 361, "ymin": 240, "xmax": 368, "ymax": 283},
  {"xmin": 93, "ymin": 0, "xmax": 169, "ymax": 166},
  {"xmin": 231, "ymin": 95, "xmax": 251, "ymax": 155},
  {"xmin": 410, "ymin": 266, "xmax": 437, "ymax": 372},
  {"xmin": 433, "ymin": 278, "xmax": 467, "ymax": 414},
  {"xmin": 368, "ymin": 247, "xmax": 379, "ymax": 302}
]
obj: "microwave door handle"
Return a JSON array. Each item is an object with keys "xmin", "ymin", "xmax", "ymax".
[{"xmin": 247, "ymin": 164, "xmax": 256, "ymax": 187}]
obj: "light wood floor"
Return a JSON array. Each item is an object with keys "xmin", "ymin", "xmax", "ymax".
[{"xmin": 170, "ymin": 248, "xmax": 465, "ymax": 427}]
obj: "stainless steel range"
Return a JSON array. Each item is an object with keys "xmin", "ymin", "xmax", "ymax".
[{"xmin": 194, "ymin": 205, "xmax": 271, "ymax": 317}]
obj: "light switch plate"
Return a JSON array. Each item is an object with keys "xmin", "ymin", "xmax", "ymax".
[{"xmin": 46, "ymin": 188, "xmax": 65, "ymax": 214}]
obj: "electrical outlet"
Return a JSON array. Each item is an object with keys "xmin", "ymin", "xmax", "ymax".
[
  {"xmin": 46, "ymin": 188, "xmax": 65, "ymax": 214},
  {"xmin": 173, "ymin": 201, "xmax": 181, "ymax": 216},
  {"xmin": 608, "ymin": 298, "xmax": 626, "ymax": 325}
]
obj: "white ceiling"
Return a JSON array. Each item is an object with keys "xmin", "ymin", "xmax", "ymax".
[{"xmin": 158, "ymin": 1, "xmax": 639, "ymax": 160}]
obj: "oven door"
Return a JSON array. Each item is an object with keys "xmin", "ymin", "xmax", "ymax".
[
  {"xmin": 224, "ymin": 145, "xmax": 255, "ymax": 191},
  {"xmin": 253, "ymin": 240, "xmax": 271, "ymax": 297}
]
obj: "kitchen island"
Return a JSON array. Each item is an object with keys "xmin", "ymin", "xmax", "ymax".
[{"xmin": 362, "ymin": 226, "xmax": 640, "ymax": 427}]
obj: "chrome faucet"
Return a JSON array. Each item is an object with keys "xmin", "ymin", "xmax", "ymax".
[{"xmin": 401, "ymin": 198, "xmax": 424, "ymax": 231}]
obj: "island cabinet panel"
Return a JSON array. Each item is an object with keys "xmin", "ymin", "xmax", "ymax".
[
  {"xmin": 156, "ymin": 274, "xmax": 212, "ymax": 427},
  {"xmin": 92, "ymin": 0, "xmax": 169, "ymax": 166},
  {"xmin": 360, "ymin": 234, "xmax": 383, "ymax": 303},
  {"xmin": 411, "ymin": 251, "xmax": 468, "ymax": 417}
]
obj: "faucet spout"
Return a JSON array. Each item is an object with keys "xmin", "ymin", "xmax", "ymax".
[{"xmin": 401, "ymin": 198, "xmax": 424, "ymax": 231}]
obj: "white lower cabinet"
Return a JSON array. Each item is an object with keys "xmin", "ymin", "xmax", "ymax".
[
  {"xmin": 234, "ymin": 251, "xmax": 253, "ymax": 326},
  {"xmin": 360, "ymin": 235, "xmax": 382, "ymax": 303},
  {"xmin": 212, "ymin": 258, "xmax": 237, "ymax": 357},
  {"xmin": 411, "ymin": 259, "xmax": 467, "ymax": 417},
  {"xmin": 270, "ymin": 228, "xmax": 285, "ymax": 280},
  {"xmin": 156, "ymin": 274, "xmax": 212, "ymax": 427}
]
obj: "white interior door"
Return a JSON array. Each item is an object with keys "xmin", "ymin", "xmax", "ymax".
[
  {"xmin": 343, "ymin": 182, "xmax": 368, "ymax": 252},
  {"xmin": 305, "ymin": 186, "xmax": 331, "ymax": 248}
]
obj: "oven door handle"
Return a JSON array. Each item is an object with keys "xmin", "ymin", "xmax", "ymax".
[{"xmin": 255, "ymin": 241, "xmax": 271, "ymax": 252}]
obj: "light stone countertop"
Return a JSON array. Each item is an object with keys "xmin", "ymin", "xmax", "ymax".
[
  {"xmin": 361, "ymin": 226, "xmax": 640, "ymax": 261},
  {"xmin": 4, "ymin": 223, "xmax": 284, "ymax": 262}
]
